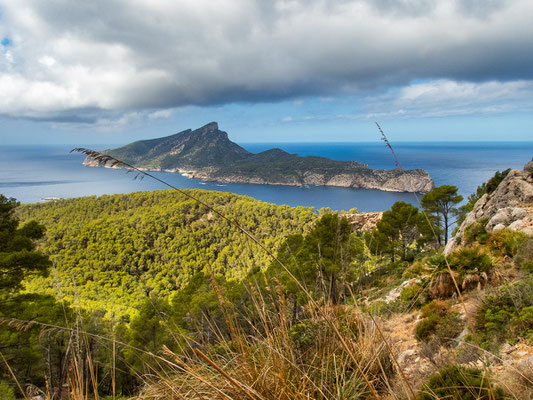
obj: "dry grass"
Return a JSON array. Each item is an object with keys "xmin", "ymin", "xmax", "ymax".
[{"xmin": 138, "ymin": 301, "xmax": 396, "ymax": 400}]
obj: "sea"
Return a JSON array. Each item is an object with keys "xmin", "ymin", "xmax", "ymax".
[{"xmin": 0, "ymin": 142, "xmax": 532, "ymax": 212}]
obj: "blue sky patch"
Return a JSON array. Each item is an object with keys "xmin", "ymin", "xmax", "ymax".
[{"xmin": 1, "ymin": 37, "xmax": 12, "ymax": 47}]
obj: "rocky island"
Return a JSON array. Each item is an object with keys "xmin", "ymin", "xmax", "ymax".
[{"xmin": 83, "ymin": 122, "xmax": 434, "ymax": 193}]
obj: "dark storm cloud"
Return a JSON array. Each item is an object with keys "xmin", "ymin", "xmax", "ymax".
[{"xmin": 0, "ymin": 0, "xmax": 532, "ymax": 122}]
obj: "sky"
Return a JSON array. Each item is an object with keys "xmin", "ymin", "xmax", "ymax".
[{"xmin": 1, "ymin": 0, "xmax": 532, "ymax": 145}]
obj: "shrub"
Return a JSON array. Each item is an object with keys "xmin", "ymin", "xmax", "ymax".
[
  {"xmin": 450, "ymin": 246, "xmax": 493, "ymax": 276},
  {"xmin": 400, "ymin": 281, "xmax": 425, "ymax": 306},
  {"xmin": 476, "ymin": 277, "xmax": 533, "ymax": 349},
  {"xmin": 450, "ymin": 246, "xmax": 494, "ymax": 291},
  {"xmin": 415, "ymin": 300, "xmax": 464, "ymax": 345},
  {"xmin": 417, "ymin": 365, "xmax": 507, "ymax": 400},
  {"xmin": 0, "ymin": 382, "xmax": 16, "ymax": 400},
  {"xmin": 429, "ymin": 246, "xmax": 495, "ymax": 298},
  {"xmin": 487, "ymin": 229, "xmax": 528, "ymax": 258},
  {"xmin": 486, "ymin": 169, "xmax": 511, "ymax": 194},
  {"xmin": 289, "ymin": 320, "xmax": 319, "ymax": 350},
  {"xmin": 464, "ymin": 219, "xmax": 489, "ymax": 245},
  {"xmin": 514, "ymin": 237, "xmax": 533, "ymax": 272}
]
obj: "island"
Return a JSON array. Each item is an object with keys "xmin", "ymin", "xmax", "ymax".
[{"xmin": 83, "ymin": 122, "xmax": 434, "ymax": 193}]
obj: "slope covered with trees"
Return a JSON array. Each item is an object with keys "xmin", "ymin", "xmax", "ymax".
[
  {"xmin": 17, "ymin": 190, "xmax": 316, "ymax": 317},
  {"xmin": 2, "ymin": 165, "xmax": 531, "ymax": 399}
]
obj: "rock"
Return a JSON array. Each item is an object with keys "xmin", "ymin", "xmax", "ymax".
[
  {"xmin": 344, "ymin": 212, "xmax": 383, "ymax": 232},
  {"xmin": 383, "ymin": 278, "xmax": 421, "ymax": 303},
  {"xmin": 522, "ymin": 226, "xmax": 533, "ymax": 236},
  {"xmin": 488, "ymin": 209, "xmax": 511, "ymax": 228},
  {"xmin": 508, "ymin": 220, "xmax": 525, "ymax": 230},
  {"xmin": 492, "ymin": 223, "xmax": 506, "ymax": 232},
  {"xmin": 512, "ymin": 207, "xmax": 528, "ymax": 220},
  {"xmin": 445, "ymin": 161, "xmax": 533, "ymax": 254},
  {"xmin": 397, "ymin": 349, "xmax": 417, "ymax": 364}
]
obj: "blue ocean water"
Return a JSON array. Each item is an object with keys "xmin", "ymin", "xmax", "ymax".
[{"xmin": 0, "ymin": 142, "xmax": 531, "ymax": 212}]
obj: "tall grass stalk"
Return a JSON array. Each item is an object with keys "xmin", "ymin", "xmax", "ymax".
[{"xmin": 376, "ymin": 122, "xmax": 496, "ymax": 400}]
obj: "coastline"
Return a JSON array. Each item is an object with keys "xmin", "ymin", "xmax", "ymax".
[{"xmin": 83, "ymin": 160, "xmax": 433, "ymax": 193}]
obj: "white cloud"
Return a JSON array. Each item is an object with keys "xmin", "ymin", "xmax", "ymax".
[
  {"xmin": 148, "ymin": 109, "xmax": 174, "ymax": 119},
  {"xmin": 361, "ymin": 79, "xmax": 533, "ymax": 119},
  {"xmin": 0, "ymin": 0, "xmax": 531, "ymax": 123}
]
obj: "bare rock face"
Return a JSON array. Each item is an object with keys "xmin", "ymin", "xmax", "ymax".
[
  {"xmin": 445, "ymin": 160, "xmax": 533, "ymax": 254},
  {"xmin": 344, "ymin": 212, "xmax": 383, "ymax": 232}
]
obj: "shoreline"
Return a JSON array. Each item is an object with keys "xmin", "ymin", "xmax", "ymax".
[{"xmin": 83, "ymin": 161, "xmax": 432, "ymax": 193}]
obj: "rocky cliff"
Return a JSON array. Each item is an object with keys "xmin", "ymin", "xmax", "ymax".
[
  {"xmin": 84, "ymin": 122, "xmax": 434, "ymax": 193},
  {"xmin": 445, "ymin": 159, "xmax": 533, "ymax": 254},
  {"xmin": 344, "ymin": 212, "xmax": 383, "ymax": 232}
]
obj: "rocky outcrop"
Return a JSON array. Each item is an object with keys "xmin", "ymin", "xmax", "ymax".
[
  {"xmin": 192, "ymin": 169, "xmax": 434, "ymax": 192},
  {"xmin": 445, "ymin": 159, "xmax": 533, "ymax": 254},
  {"xmin": 344, "ymin": 212, "xmax": 383, "ymax": 232}
]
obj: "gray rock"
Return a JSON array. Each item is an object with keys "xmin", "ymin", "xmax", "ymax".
[
  {"xmin": 488, "ymin": 209, "xmax": 510, "ymax": 228},
  {"xmin": 508, "ymin": 220, "xmax": 525, "ymax": 230},
  {"xmin": 511, "ymin": 207, "xmax": 528, "ymax": 220},
  {"xmin": 492, "ymin": 223, "xmax": 506, "ymax": 232},
  {"xmin": 522, "ymin": 226, "xmax": 533, "ymax": 236}
]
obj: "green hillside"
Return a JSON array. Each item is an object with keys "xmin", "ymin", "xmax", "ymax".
[{"xmin": 17, "ymin": 190, "xmax": 316, "ymax": 317}]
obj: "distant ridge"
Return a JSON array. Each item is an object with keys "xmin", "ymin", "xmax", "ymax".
[{"xmin": 84, "ymin": 122, "xmax": 434, "ymax": 193}]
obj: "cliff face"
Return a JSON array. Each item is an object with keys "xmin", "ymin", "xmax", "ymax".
[
  {"xmin": 445, "ymin": 160, "xmax": 533, "ymax": 254},
  {"xmin": 344, "ymin": 212, "xmax": 383, "ymax": 232},
  {"xmin": 83, "ymin": 122, "xmax": 434, "ymax": 193},
  {"xmin": 191, "ymin": 168, "xmax": 433, "ymax": 192}
]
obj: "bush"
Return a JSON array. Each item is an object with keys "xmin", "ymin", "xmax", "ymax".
[
  {"xmin": 464, "ymin": 219, "xmax": 489, "ymax": 245},
  {"xmin": 486, "ymin": 169, "xmax": 511, "ymax": 194},
  {"xmin": 415, "ymin": 300, "xmax": 464, "ymax": 345},
  {"xmin": 417, "ymin": 365, "xmax": 507, "ymax": 400},
  {"xmin": 487, "ymin": 229, "xmax": 528, "ymax": 258},
  {"xmin": 514, "ymin": 237, "xmax": 533, "ymax": 272},
  {"xmin": 0, "ymin": 382, "xmax": 16, "ymax": 400},
  {"xmin": 450, "ymin": 246, "xmax": 493, "ymax": 276},
  {"xmin": 400, "ymin": 281, "xmax": 425, "ymax": 306},
  {"xmin": 289, "ymin": 320, "xmax": 319, "ymax": 350},
  {"xmin": 429, "ymin": 246, "xmax": 496, "ymax": 298},
  {"xmin": 476, "ymin": 277, "xmax": 533, "ymax": 349}
]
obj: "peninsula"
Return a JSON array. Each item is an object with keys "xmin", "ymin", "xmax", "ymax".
[{"xmin": 83, "ymin": 122, "xmax": 434, "ymax": 193}]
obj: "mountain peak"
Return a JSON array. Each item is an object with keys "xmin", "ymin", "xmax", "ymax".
[
  {"xmin": 103, "ymin": 122, "xmax": 250, "ymax": 169},
  {"xmin": 201, "ymin": 122, "xmax": 219, "ymax": 131}
]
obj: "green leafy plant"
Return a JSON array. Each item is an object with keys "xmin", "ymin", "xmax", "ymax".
[
  {"xmin": 415, "ymin": 300, "xmax": 463, "ymax": 345},
  {"xmin": 463, "ymin": 219, "xmax": 489, "ymax": 245},
  {"xmin": 417, "ymin": 365, "xmax": 507, "ymax": 400},
  {"xmin": 487, "ymin": 228, "xmax": 528, "ymax": 258},
  {"xmin": 514, "ymin": 237, "xmax": 533, "ymax": 271},
  {"xmin": 476, "ymin": 277, "xmax": 533, "ymax": 349}
]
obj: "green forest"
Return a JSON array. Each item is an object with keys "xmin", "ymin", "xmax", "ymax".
[{"xmin": 16, "ymin": 190, "xmax": 317, "ymax": 317}]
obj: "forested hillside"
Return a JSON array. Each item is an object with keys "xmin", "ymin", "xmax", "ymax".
[
  {"xmin": 17, "ymin": 190, "xmax": 316, "ymax": 317},
  {"xmin": 3, "ymin": 164, "xmax": 532, "ymax": 399}
]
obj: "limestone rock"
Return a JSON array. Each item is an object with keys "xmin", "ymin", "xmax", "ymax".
[
  {"xmin": 445, "ymin": 159, "xmax": 533, "ymax": 254},
  {"xmin": 492, "ymin": 223, "xmax": 506, "ymax": 232},
  {"xmin": 344, "ymin": 212, "xmax": 383, "ymax": 232}
]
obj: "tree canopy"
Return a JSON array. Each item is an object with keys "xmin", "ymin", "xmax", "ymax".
[
  {"xmin": 17, "ymin": 190, "xmax": 317, "ymax": 317},
  {"xmin": 421, "ymin": 185, "xmax": 463, "ymax": 246},
  {"xmin": 367, "ymin": 201, "xmax": 431, "ymax": 261}
]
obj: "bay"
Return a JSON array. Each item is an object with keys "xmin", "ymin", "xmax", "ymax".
[{"xmin": 0, "ymin": 142, "xmax": 531, "ymax": 212}]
